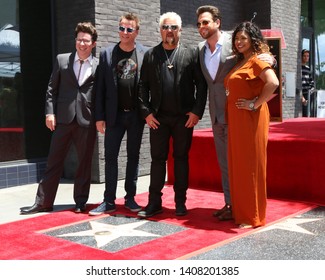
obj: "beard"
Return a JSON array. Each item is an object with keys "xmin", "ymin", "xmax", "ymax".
[
  {"xmin": 165, "ymin": 36, "xmax": 176, "ymax": 46},
  {"xmin": 200, "ymin": 29, "xmax": 212, "ymax": 39}
]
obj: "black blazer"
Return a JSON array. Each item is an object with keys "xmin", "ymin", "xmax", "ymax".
[
  {"xmin": 138, "ymin": 43, "xmax": 207, "ymax": 119},
  {"xmin": 45, "ymin": 52, "xmax": 98, "ymax": 127}
]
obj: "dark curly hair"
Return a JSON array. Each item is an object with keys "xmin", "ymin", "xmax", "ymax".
[
  {"xmin": 232, "ymin": 21, "xmax": 270, "ymax": 61},
  {"xmin": 75, "ymin": 22, "xmax": 97, "ymax": 42}
]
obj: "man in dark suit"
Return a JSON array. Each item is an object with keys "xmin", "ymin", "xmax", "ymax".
[
  {"xmin": 20, "ymin": 22, "xmax": 98, "ymax": 214},
  {"xmin": 89, "ymin": 13, "xmax": 147, "ymax": 216},
  {"xmin": 137, "ymin": 12, "xmax": 207, "ymax": 218}
]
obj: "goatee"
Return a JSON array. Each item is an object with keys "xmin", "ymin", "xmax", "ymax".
[{"xmin": 165, "ymin": 37, "xmax": 175, "ymax": 46}]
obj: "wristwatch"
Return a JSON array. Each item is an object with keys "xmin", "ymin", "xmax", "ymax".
[{"xmin": 249, "ymin": 102, "xmax": 256, "ymax": 111}]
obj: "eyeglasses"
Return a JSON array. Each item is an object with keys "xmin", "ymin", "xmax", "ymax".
[
  {"xmin": 119, "ymin": 26, "xmax": 135, "ymax": 33},
  {"xmin": 75, "ymin": 38, "xmax": 92, "ymax": 44},
  {"xmin": 161, "ymin": 25, "xmax": 179, "ymax": 31},
  {"xmin": 196, "ymin": 20, "xmax": 211, "ymax": 28}
]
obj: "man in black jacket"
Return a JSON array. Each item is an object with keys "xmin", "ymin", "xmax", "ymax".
[
  {"xmin": 137, "ymin": 12, "xmax": 207, "ymax": 218},
  {"xmin": 89, "ymin": 13, "xmax": 147, "ymax": 216}
]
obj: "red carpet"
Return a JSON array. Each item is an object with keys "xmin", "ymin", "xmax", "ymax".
[
  {"xmin": 168, "ymin": 118, "xmax": 325, "ymax": 205},
  {"xmin": 0, "ymin": 187, "xmax": 314, "ymax": 260}
]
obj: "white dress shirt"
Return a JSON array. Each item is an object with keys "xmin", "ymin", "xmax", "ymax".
[
  {"xmin": 204, "ymin": 32, "xmax": 224, "ymax": 80},
  {"xmin": 74, "ymin": 53, "xmax": 93, "ymax": 86}
]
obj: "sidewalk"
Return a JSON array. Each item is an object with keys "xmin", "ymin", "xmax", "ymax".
[{"xmin": 0, "ymin": 175, "xmax": 150, "ymax": 225}]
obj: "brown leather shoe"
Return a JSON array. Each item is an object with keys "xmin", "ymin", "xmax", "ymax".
[
  {"xmin": 213, "ymin": 204, "xmax": 231, "ymax": 217},
  {"xmin": 218, "ymin": 207, "xmax": 233, "ymax": 221}
]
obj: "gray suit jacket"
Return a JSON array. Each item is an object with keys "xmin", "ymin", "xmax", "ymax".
[
  {"xmin": 198, "ymin": 32, "xmax": 236, "ymax": 124},
  {"xmin": 45, "ymin": 52, "xmax": 99, "ymax": 127}
]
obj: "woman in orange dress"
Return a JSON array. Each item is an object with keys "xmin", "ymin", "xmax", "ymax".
[{"xmin": 224, "ymin": 21, "xmax": 279, "ymax": 228}]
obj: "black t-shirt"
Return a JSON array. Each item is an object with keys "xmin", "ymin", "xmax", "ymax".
[
  {"xmin": 116, "ymin": 46, "xmax": 138, "ymax": 110},
  {"xmin": 159, "ymin": 46, "xmax": 179, "ymax": 116}
]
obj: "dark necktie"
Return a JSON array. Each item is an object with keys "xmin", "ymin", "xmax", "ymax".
[{"xmin": 77, "ymin": 59, "xmax": 84, "ymax": 82}]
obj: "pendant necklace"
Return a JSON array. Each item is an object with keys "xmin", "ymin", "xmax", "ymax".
[
  {"xmin": 225, "ymin": 56, "xmax": 252, "ymax": 96},
  {"xmin": 163, "ymin": 46, "xmax": 179, "ymax": 69}
]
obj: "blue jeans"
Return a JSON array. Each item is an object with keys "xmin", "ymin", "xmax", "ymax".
[{"xmin": 103, "ymin": 110, "xmax": 144, "ymax": 203}]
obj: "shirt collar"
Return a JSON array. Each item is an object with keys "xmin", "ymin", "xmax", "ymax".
[
  {"xmin": 74, "ymin": 53, "xmax": 93, "ymax": 65},
  {"xmin": 204, "ymin": 32, "xmax": 224, "ymax": 50}
]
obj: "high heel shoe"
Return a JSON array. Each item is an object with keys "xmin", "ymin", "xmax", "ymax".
[{"xmin": 238, "ymin": 223, "xmax": 253, "ymax": 229}]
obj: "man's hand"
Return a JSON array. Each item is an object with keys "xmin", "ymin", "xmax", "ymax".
[
  {"xmin": 145, "ymin": 114, "xmax": 160, "ymax": 130},
  {"xmin": 185, "ymin": 112, "xmax": 199, "ymax": 128},
  {"xmin": 257, "ymin": 53, "xmax": 276, "ymax": 67},
  {"xmin": 96, "ymin": 121, "xmax": 106, "ymax": 134},
  {"xmin": 45, "ymin": 114, "xmax": 56, "ymax": 131}
]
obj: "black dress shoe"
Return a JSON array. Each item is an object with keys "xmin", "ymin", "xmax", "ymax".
[
  {"xmin": 75, "ymin": 204, "xmax": 86, "ymax": 213},
  {"xmin": 175, "ymin": 204, "xmax": 187, "ymax": 216},
  {"xmin": 137, "ymin": 204, "xmax": 162, "ymax": 218},
  {"xmin": 20, "ymin": 203, "xmax": 53, "ymax": 215}
]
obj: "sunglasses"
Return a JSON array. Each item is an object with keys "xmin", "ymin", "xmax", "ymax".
[
  {"xmin": 196, "ymin": 20, "xmax": 211, "ymax": 28},
  {"xmin": 161, "ymin": 25, "xmax": 179, "ymax": 31},
  {"xmin": 119, "ymin": 26, "xmax": 135, "ymax": 33}
]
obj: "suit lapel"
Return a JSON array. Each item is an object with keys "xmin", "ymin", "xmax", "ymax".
[
  {"xmin": 68, "ymin": 52, "xmax": 77, "ymax": 83},
  {"xmin": 215, "ymin": 35, "xmax": 231, "ymax": 78},
  {"xmin": 91, "ymin": 56, "xmax": 98, "ymax": 75},
  {"xmin": 174, "ymin": 44, "xmax": 185, "ymax": 86},
  {"xmin": 216, "ymin": 33, "xmax": 236, "ymax": 79},
  {"xmin": 214, "ymin": 47, "xmax": 226, "ymax": 80},
  {"xmin": 199, "ymin": 43, "xmax": 214, "ymax": 83},
  {"xmin": 135, "ymin": 43, "xmax": 145, "ymax": 80}
]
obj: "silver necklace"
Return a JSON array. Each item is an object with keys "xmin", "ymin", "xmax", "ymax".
[{"xmin": 163, "ymin": 47, "xmax": 179, "ymax": 69}]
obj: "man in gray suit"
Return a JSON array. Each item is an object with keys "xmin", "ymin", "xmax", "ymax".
[
  {"xmin": 196, "ymin": 5, "xmax": 235, "ymax": 221},
  {"xmin": 20, "ymin": 22, "xmax": 98, "ymax": 214}
]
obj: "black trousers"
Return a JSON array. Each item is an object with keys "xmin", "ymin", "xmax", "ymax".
[
  {"xmin": 35, "ymin": 120, "xmax": 96, "ymax": 207},
  {"xmin": 148, "ymin": 114, "xmax": 193, "ymax": 207}
]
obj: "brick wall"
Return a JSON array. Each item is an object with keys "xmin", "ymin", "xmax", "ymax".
[
  {"xmin": 94, "ymin": 0, "xmax": 162, "ymax": 181},
  {"xmin": 271, "ymin": 0, "xmax": 302, "ymax": 118}
]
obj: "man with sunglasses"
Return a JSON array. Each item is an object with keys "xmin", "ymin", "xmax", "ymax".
[
  {"xmin": 89, "ymin": 13, "xmax": 148, "ymax": 216},
  {"xmin": 137, "ymin": 12, "xmax": 207, "ymax": 218},
  {"xmin": 196, "ymin": 5, "xmax": 274, "ymax": 221}
]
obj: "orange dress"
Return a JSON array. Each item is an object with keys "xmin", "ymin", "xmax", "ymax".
[{"xmin": 224, "ymin": 55, "xmax": 271, "ymax": 227}]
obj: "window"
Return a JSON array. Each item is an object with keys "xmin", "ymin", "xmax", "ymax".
[{"xmin": 0, "ymin": 0, "xmax": 24, "ymax": 161}]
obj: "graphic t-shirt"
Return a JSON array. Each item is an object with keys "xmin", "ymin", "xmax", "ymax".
[{"xmin": 116, "ymin": 47, "xmax": 138, "ymax": 110}]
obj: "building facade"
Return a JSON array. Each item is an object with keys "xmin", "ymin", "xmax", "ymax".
[{"xmin": 0, "ymin": 0, "xmax": 324, "ymax": 188}]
